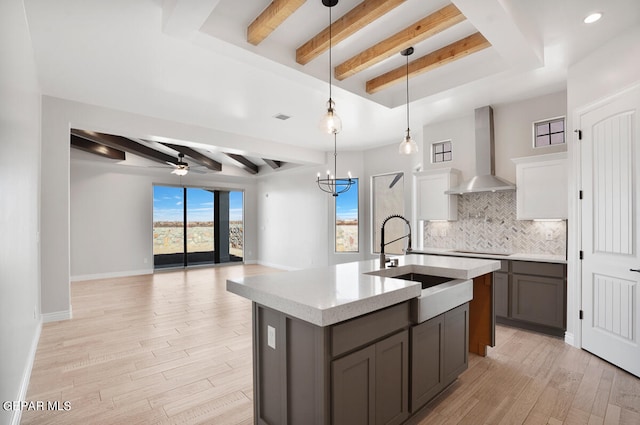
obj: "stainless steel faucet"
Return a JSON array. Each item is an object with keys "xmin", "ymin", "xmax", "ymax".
[{"xmin": 380, "ymin": 214, "xmax": 412, "ymax": 268}]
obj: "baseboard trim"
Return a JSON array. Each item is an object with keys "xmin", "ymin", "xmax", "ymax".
[
  {"xmin": 42, "ymin": 308, "xmax": 72, "ymax": 323},
  {"xmin": 10, "ymin": 319, "xmax": 42, "ymax": 425},
  {"xmin": 70, "ymin": 268, "xmax": 153, "ymax": 282},
  {"xmin": 564, "ymin": 331, "xmax": 575, "ymax": 347},
  {"xmin": 256, "ymin": 261, "xmax": 298, "ymax": 271}
]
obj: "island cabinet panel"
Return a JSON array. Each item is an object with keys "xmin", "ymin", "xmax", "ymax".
[
  {"xmin": 331, "ymin": 301, "xmax": 411, "ymax": 357},
  {"xmin": 442, "ymin": 304, "xmax": 469, "ymax": 384},
  {"xmin": 410, "ymin": 303, "xmax": 469, "ymax": 413},
  {"xmin": 332, "ymin": 330, "xmax": 409, "ymax": 425},
  {"xmin": 374, "ymin": 331, "xmax": 409, "ymax": 425},
  {"xmin": 410, "ymin": 315, "xmax": 443, "ymax": 411},
  {"xmin": 332, "ymin": 344, "xmax": 375, "ymax": 425}
]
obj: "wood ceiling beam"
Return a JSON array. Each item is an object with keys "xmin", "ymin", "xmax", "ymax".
[
  {"xmin": 263, "ymin": 159, "xmax": 283, "ymax": 169},
  {"xmin": 70, "ymin": 134, "xmax": 126, "ymax": 160},
  {"xmin": 71, "ymin": 129, "xmax": 178, "ymax": 165},
  {"xmin": 224, "ymin": 153, "xmax": 259, "ymax": 175},
  {"xmin": 296, "ymin": 0, "xmax": 405, "ymax": 66},
  {"xmin": 365, "ymin": 32, "xmax": 491, "ymax": 94},
  {"xmin": 161, "ymin": 143, "xmax": 222, "ymax": 172},
  {"xmin": 247, "ymin": 0, "xmax": 306, "ymax": 45},
  {"xmin": 335, "ymin": 4, "xmax": 465, "ymax": 81}
]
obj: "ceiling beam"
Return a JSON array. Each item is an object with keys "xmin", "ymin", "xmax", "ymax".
[
  {"xmin": 263, "ymin": 159, "xmax": 283, "ymax": 169},
  {"xmin": 247, "ymin": 0, "xmax": 306, "ymax": 46},
  {"xmin": 224, "ymin": 153, "xmax": 259, "ymax": 175},
  {"xmin": 296, "ymin": 0, "xmax": 405, "ymax": 66},
  {"xmin": 70, "ymin": 134, "xmax": 126, "ymax": 160},
  {"xmin": 71, "ymin": 129, "xmax": 178, "ymax": 165},
  {"xmin": 366, "ymin": 32, "xmax": 491, "ymax": 94},
  {"xmin": 335, "ymin": 4, "xmax": 465, "ymax": 81},
  {"xmin": 161, "ymin": 143, "xmax": 222, "ymax": 172}
]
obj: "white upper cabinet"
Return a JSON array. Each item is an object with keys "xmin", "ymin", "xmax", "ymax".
[
  {"xmin": 512, "ymin": 152, "xmax": 568, "ymax": 220},
  {"xmin": 414, "ymin": 168, "xmax": 460, "ymax": 221}
]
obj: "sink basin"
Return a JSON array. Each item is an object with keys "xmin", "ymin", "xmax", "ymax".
[
  {"xmin": 369, "ymin": 270, "xmax": 473, "ymax": 323},
  {"xmin": 392, "ymin": 273, "xmax": 452, "ymax": 289}
]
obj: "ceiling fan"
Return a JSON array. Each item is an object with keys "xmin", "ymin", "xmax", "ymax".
[{"xmin": 169, "ymin": 153, "xmax": 189, "ymax": 176}]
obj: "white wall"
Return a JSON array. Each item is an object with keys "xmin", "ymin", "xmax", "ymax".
[
  {"xmin": 421, "ymin": 91, "xmax": 567, "ymax": 184},
  {"xmin": 0, "ymin": 1, "xmax": 42, "ymax": 424},
  {"xmin": 363, "ymin": 142, "xmax": 423, "ymax": 258},
  {"xmin": 565, "ymin": 26, "xmax": 640, "ymax": 348},
  {"xmin": 70, "ymin": 160, "xmax": 258, "ymax": 280},
  {"xmin": 42, "ymin": 97, "xmax": 280, "ymax": 316}
]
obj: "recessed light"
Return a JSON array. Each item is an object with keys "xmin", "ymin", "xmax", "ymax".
[{"xmin": 584, "ymin": 12, "xmax": 602, "ymax": 24}]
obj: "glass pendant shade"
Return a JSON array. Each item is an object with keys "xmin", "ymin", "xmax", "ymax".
[
  {"xmin": 399, "ymin": 129, "xmax": 418, "ymax": 155},
  {"xmin": 319, "ymin": 99, "xmax": 342, "ymax": 134}
]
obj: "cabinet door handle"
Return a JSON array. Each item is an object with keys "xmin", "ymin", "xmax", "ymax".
[{"xmin": 631, "ymin": 268, "xmax": 640, "ymax": 273}]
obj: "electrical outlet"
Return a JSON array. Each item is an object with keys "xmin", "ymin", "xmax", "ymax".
[
  {"xmin": 267, "ymin": 325, "xmax": 276, "ymax": 349},
  {"xmin": 545, "ymin": 231, "xmax": 553, "ymax": 241},
  {"xmin": 143, "ymin": 257, "xmax": 148, "ymax": 264}
]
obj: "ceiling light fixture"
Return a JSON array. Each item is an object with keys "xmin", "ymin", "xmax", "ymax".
[
  {"xmin": 318, "ymin": 0, "xmax": 342, "ymax": 135},
  {"xmin": 171, "ymin": 153, "xmax": 189, "ymax": 176},
  {"xmin": 583, "ymin": 12, "xmax": 602, "ymax": 24},
  {"xmin": 317, "ymin": 133, "xmax": 354, "ymax": 196},
  {"xmin": 399, "ymin": 47, "xmax": 418, "ymax": 155}
]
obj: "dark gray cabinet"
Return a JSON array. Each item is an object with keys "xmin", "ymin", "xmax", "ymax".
[
  {"xmin": 410, "ymin": 303, "xmax": 468, "ymax": 413},
  {"xmin": 332, "ymin": 330, "xmax": 409, "ymax": 425},
  {"xmin": 494, "ymin": 260, "xmax": 566, "ymax": 336}
]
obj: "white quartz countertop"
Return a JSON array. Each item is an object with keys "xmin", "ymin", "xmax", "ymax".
[
  {"xmin": 226, "ymin": 254, "xmax": 500, "ymax": 327},
  {"xmin": 412, "ymin": 248, "xmax": 567, "ymax": 264}
]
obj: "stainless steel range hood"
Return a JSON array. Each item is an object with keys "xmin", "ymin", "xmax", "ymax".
[{"xmin": 445, "ymin": 106, "xmax": 516, "ymax": 194}]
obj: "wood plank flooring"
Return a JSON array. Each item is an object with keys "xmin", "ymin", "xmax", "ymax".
[{"xmin": 22, "ymin": 265, "xmax": 640, "ymax": 425}]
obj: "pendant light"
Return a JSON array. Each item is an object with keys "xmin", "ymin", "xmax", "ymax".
[
  {"xmin": 318, "ymin": 0, "xmax": 342, "ymax": 134},
  {"xmin": 399, "ymin": 47, "xmax": 418, "ymax": 155},
  {"xmin": 317, "ymin": 133, "xmax": 354, "ymax": 196}
]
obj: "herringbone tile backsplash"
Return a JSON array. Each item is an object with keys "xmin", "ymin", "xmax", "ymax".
[{"xmin": 422, "ymin": 192, "xmax": 566, "ymax": 255}]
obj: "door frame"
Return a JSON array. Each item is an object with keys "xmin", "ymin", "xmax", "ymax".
[{"xmin": 571, "ymin": 81, "xmax": 640, "ymax": 350}]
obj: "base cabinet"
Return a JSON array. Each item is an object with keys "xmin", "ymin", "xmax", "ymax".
[
  {"xmin": 332, "ymin": 330, "xmax": 409, "ymax": 425},
  {"xmin": 410, "ymin": 303, "xmax": 469, "ymax": 413},
  {"xmin": 494, "ymin": 261, "xmax": 566, "ymax": 336},
  {"xmin": 253, "ymin": 300, "xmax": 469, "ymax": 425}
]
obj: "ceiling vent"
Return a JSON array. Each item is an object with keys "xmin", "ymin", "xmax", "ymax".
[{"xmin": 273, "ymin": 113, "xmax": 291, "ymax": 121}]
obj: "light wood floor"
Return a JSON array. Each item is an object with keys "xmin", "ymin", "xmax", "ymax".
[{"xmin": 22, "ymin": 265, "xmax": 640, "ymax": 425}]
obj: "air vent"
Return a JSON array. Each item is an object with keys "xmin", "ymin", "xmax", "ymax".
[{"xmin": 273, "ymin": 113, "xmax": 291, "ymax": 121}]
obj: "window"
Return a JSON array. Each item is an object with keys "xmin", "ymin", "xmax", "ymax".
[
  {"xmin": 534, "ymin": 117, "xmax": 565, "ymax": 147},
  {"xmin": 372, "ymin": 172, "xmax": 405, "ymax": 255},
  {"xmin": 153, "ymin": 185, "xmax": 243, "ymax": 268},
  {"xmin": 432, "ymin": 141, "xmax": 452, "ymax": 163},
  {"xmin": 335, "ymin": 178, "xmax": 358, "ymax": 252}
]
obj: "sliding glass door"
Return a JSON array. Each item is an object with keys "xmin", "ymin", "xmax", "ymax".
[{"xmin": 153, "ymin": 185, "xmax": 243, "ymax": 269}]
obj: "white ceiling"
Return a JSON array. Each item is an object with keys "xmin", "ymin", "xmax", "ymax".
[{"xmin": 24, "ymin": 0, "xmax": 640, "ymax": 165}]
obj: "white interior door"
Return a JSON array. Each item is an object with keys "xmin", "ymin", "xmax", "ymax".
[{"xmin": 580, "ymin": 84, "xmax": 640, "ymax": 377}]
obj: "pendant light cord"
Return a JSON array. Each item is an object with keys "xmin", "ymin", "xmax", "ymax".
[
  {"xmin": 405, "ymin": 53, "xmax": 410, "ymax": 132},
  {"xmin": 328, "ymin": 5, "xmax": 333, "ymax": 102}
]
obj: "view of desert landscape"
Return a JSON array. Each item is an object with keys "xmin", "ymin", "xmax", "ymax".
[
  {"xmin": 153, "ymin": 221, "xmax": 244, "ymax": 257},
  {"xmin": 336, "ymin": 220, "xmax": 358, "ymax": 252}
]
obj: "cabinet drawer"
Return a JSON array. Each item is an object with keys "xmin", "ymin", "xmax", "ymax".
[
  {"xmin": 512, "ymin": 261, "xmax": 565, "ymax": 277},
  {"xmin": 331, "ymin": 301, "xmax": 411, "ymax": 357}
]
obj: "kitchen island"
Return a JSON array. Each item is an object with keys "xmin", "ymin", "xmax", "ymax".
[{"xmin": 227, "ymin": 254, "xmax": 500, "ymax": 425}]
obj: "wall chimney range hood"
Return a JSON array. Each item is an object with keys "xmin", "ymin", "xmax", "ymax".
[{"xmin": 445, "ymin": 106, "xmax": 516, "ymax": 195}]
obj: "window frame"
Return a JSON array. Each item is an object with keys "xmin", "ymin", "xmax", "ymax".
[
  {"xmin": 431, "ymin": 140, "xmax": 453, "ymax": 163},
  {"xmin": 532, "ymin": 116, "xmax": 566, "ymax": 148},
  {"xmin": 335, "ymin": 178, "xmax": 359, "ymax": 253}
]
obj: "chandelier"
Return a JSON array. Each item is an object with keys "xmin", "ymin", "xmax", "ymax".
[{"xmin": 317, "ymin": 133, "xmax": 354, "ymax": 197}]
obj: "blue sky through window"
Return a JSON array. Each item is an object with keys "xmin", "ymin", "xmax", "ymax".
[
  {"xmin": 335, "ymin": 179, "xmax": 358, "ymax": 221},
  {"xmin": 153, "ymin": 186, "xmax": 243, "ymax": 222}
]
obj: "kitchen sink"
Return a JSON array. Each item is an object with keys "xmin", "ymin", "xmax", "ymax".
[
  {"xmin": 391, "ymin": 273, "xmax": 452, "ymax": 289},
  {"xmin": 370, "ymin": 270, "xmax": 473, "ymax": 323}
]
